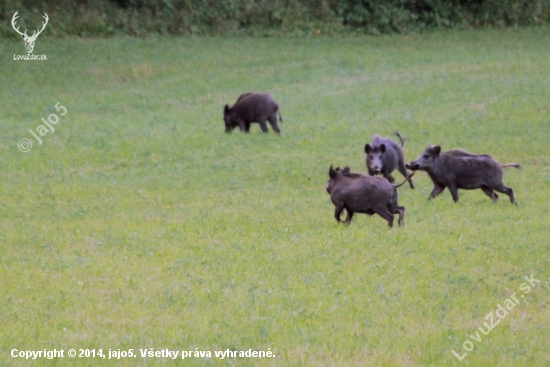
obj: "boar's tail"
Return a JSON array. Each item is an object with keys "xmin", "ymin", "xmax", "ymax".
[
  {"xmin": 502, "ymin": 163, "xmax": 522, "ymax": 170},
  {"xmin": 393, "ymin": 171, "xmax": 415, "ymax": 188},
  {"xmin": 276, "ymin": 105, "xmax": 283, "ymax": 123},
  {"xmin": 393, "ymin": 131, "xmax": 405, "ymax": 147}
]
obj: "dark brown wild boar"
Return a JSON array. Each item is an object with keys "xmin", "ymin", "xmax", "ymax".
[
  {"xmin": 223, "ymin": 92, "xmax": 283, "ymax": 134},
  {"xmin": 326, "ymin": 166, "xmax": 414, "ymax": 228},
  {"xmin": 407, "ymin": 145, "xmax": 521, "ymax": 204},
  {"xmin": 365, "ymin": 132, "xmax": 414, "ymax": 189}
]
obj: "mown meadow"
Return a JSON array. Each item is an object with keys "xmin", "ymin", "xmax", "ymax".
[{"xmin": 0, "ymin": 28, "xmax": 549, "ymax": 366}]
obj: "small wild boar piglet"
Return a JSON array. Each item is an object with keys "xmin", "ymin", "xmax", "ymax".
[
  {"xmin": 407, "ymin": 145, "xmax": 521, "ymax": 204},
  {"xmin": 223, "ymin": 92, "xmax": 283, "ymax": 134},
  {"xmin": 326, "ymin": 166, "xmax": 414, "ymax": 228},
  {"xmin": 365, "ymin": 132, "xmax": 414, "ymax": 189}
]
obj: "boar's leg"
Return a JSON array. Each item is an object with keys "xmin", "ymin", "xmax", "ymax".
[
  {"xmin": 448, "ymin": 183, "xmax": 460, "ymax": 203},
  {"xmin": 397, "ymin": 162, "xmax": 415, "ymax": 189},
  {"xmin": 388, "ymin": 202, "xmax": 405, "ymax": 226},
  {"xmin": 258, "ymin": 118, "xmax": 269, "ymax": 133},
  {"xmin": 268, "ymin": 115, "xmax": 281, "ymax": 135},
  {"xmin": 393, "ymin": 206, "xmax": 406, "ymax": 226},
  {"xmin": 428, "ymin": 184, "xmax": 446, "ymax": 201},
  {"xmin": 344, "ymin": 210, "xmax": 354, "ymax": 225},
  {"xmin": 376, "ymin": 209, "xmax": 395, "ymax": 228},
  {"xmin": 244, "ymin": 122, "xmax": 251, "ymax": 132},
  {"xmin": 384, "ymin": 173, "xmax": 395, "ymax": 183},
  {"xmin": 334, "ymin": 202, "xmax": 345, "ymax": 223},
  {"xmin": 492, "ymin": 184, "xmax": 516, "ymax": 205},
  {"xmin": 481, "ymin": 185, "xmax": 499, "ymax": 203},
  {"xmin": 235, "ymin": 119, "xmax": 247, "ymax": 132}
]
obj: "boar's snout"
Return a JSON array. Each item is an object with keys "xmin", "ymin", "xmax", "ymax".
[
  {"xmin": 367, "ymin": 158, "xmax": 382, "ymax": 175},
  {"xmin": 367, "ymin": 161, "xmax": 381, "ymax": 174},
  {"xmin": 407, "ymin": 162, "xmax": 420, "ymax": 171}
]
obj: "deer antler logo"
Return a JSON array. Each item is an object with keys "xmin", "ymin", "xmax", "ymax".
[{"xmin": 11, "ymin": 11, "xmax": 49, "ymax": 54}]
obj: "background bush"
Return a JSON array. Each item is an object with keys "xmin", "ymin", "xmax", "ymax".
[{"xmin": 0, "ymin": 0, "xmax": 549, "ymax": 37}]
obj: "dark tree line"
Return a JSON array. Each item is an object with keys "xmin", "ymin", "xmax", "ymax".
[{"xmin": 1, "ymin": 0, "xmax": 548, "ymax": 37}]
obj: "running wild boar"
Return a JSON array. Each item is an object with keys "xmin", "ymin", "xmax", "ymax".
[
  {"xmin": 223, "ymin": 92, "xmax": 283, "ymax": 134},
  {"xmin": 326, "ymin": 166, "xmax": 415, "ymax": 228},
  {"xmin": 365, "ymin": 132, "xmax": 414, "ymax": 189},
  {"xmin": 407, "ymin": 145, "xmax": 521, "ymax": 204}
]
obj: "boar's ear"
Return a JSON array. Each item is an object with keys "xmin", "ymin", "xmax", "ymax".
[
  {"xmin": 365, "ymin": 144, "xmax": 371, "ymax": 154},
  {"xmin": 432, "ymin": 145, "xmax": 441, "ymax": 156},
  {"xmin": 224, "ymin": 105, "xmax": 230, "ymax": 115},
  {"xmin": 342, "ymin": 167, "xmax": 350, "ymax": 175},
  {"xmin": 329, "ymin": 165, "xmax": 336, "ymax": 178},
  {"xmin": 380, "ymin": 144, "xmax": 386, "ymax": 153}
]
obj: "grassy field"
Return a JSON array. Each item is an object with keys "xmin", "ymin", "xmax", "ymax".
[{"xmin": 1, "ymin": 28, "xmax": 549, "ymax": 366}]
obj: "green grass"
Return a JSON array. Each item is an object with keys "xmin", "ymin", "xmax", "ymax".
[{"xmin": 1, "ymin": 28, "xmax": 549, "ymax": 366}]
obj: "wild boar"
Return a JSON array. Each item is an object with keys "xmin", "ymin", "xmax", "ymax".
[
  {"xmin": 326, "ymin": 166, "xmax": 415, "ymax": 228},
  {"xmin": 365, "ymin": 131, "xmax": 414, "ymax": 189},
  {"xmin": 223, "ymin": 92, "xmax": 283, "ymax": 134},
  {"xmin": 407, "ymin": 145, "xmax": 521, "ymax": 204}
]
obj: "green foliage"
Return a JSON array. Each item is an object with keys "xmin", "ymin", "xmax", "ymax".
[
  {"xmin": 1, "ymin": 29, "xmax": 550, "ymax": 365},
  {"xmin": 0, "ymin": 0, "xmax": 549, "ymax": 37},
  {"xmin": 336, "ymin": 0, "xmax": 550, "ymax": 33}
]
